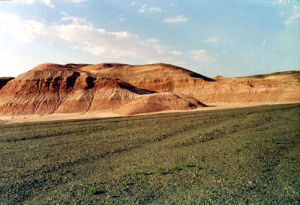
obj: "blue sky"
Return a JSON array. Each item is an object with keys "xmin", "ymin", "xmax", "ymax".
[{"xmin": 0, "ymin": 0, "xmax": 299, "ymax": 77}]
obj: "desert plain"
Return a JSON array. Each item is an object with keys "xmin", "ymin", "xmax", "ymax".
[{"xmin": 0, "ymin": 63, "xmax": 299, "ymax": 204}]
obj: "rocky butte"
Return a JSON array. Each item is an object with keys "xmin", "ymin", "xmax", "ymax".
[{"xmin": 0, "ymin": 63, "xmax": 299, "ymax": 116}]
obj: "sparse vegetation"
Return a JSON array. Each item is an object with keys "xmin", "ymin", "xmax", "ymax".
[
  {"xmin": 0, "ymin": 103, "xmax": 299, "ymax": 204},
  {"xmin": 170, "ymin": 166, "xmax": 182, "ymax": 171},
  {"xmin": 122, "ymin": 180, "xmax": 133, "ymax": 186},
  {"xmin": 86, "ymin": 188, "xmax": 102, "ymax": 195},
  {"xmin": 157, "ymin": 167, "xmax": 169, "ymax": 175},
  {"xmin": 183, "ymin": 163, "xmax": 195, "ymax": 167}
]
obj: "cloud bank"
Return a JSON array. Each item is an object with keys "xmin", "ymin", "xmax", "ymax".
[{"xmin": 0, "ymin": 11, "xmax": 186, "ymax": 65}]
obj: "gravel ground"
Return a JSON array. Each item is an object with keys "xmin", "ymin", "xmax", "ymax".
[{"xmin": 0, "ymin": 103, "xmax": 299, "ymax": 204}]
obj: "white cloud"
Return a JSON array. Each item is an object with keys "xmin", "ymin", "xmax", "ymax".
[
  {"xmin": 48, "ymin": 15, "xmax": 177, "ymax": 60},
  {"xmin": 71, "ymin": 45, "xmax": 80, "ymax": 50},
  {"xmin": 139, "ymin": 5, "xmax": 162, "ymax": 13},
  {"xmin": 0, "ymin": 11, "xmax": 186, "ymax": 66},
  {"xmin": 285, "ymin": 12, "xmax": 300, "ymax": 25},
  {"xmin": 50, "ymin": 22, "xmax": 139, "ymax": 58},
  {"xmin": 0, "ymin": 11, "xmax": 47, "ymax": 43},
  {"xmin": 61, "ymin": 16, "xmax": 88, "ymax": 24},
  {"xmin": 12, "ymin": 0, "xmax": 54, "ymax": 7},
  {"xmin": 11, "ymin": 0, "xmax": 35, "ymax": 4},
  {"xmin": 10, "ymin": 0, "xmax": 86, "ymax": 7},
  {"xmin": 163, "ymin": 15, "xmax": 188, "ymax": 23},
  {"xmin": 284, "ymin": 5, "xmax": 300, "ymax": 25},
  {"xmin": 204, "ymin": 37, "xmax": 218, "ymax": 44},
  {"xmin": 146, "ymin": 38, "xmax": 158, "ymax": 44},
  {"xmin": 169, "ymin": 50, "xmax": 182, "ymax": 56},
  {"xmin": 190, "ymin": 50, "xmax": 214, "ymax": 62},
  {"xmin": 41, "ymin": 0, "xmax": 54, "ymax": 8}
]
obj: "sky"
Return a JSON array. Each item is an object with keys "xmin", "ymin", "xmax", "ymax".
[{"xmin": 0, "ymin": 0, "xmax": 299, "ymax": 77}]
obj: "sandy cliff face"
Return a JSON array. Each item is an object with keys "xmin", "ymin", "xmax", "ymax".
[{"xmin": 0, "ymin": 63, "xmax": 299, "ymax": 115}]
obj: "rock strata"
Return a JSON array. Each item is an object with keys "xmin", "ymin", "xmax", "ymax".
[{"xmin": 0, "ymin": 63, "xmax": 299, "ymax": 115}]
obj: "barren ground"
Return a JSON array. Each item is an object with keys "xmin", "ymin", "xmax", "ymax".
[{"xmin": 0, "ymin": 103, "xmax": 299, "ymax": 204}]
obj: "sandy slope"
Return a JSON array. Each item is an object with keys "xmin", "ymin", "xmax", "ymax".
[{"xmin": 0, "ymin": 101, "xmax": 298, "ymax": 124}]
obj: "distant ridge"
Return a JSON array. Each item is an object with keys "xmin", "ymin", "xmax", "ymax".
[{"xmin": 240, "ymin": 70, "xmax": 300, "ymax": 79}]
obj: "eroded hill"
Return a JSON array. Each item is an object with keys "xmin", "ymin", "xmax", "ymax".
[{"xmin": 0, "ymin": 63, "xmax": 299, "ymax": 115}]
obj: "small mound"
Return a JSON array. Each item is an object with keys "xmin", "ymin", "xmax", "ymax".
[{"xmin": 119, "ymin": 93, "xmax": 206, "ymax": 115}]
